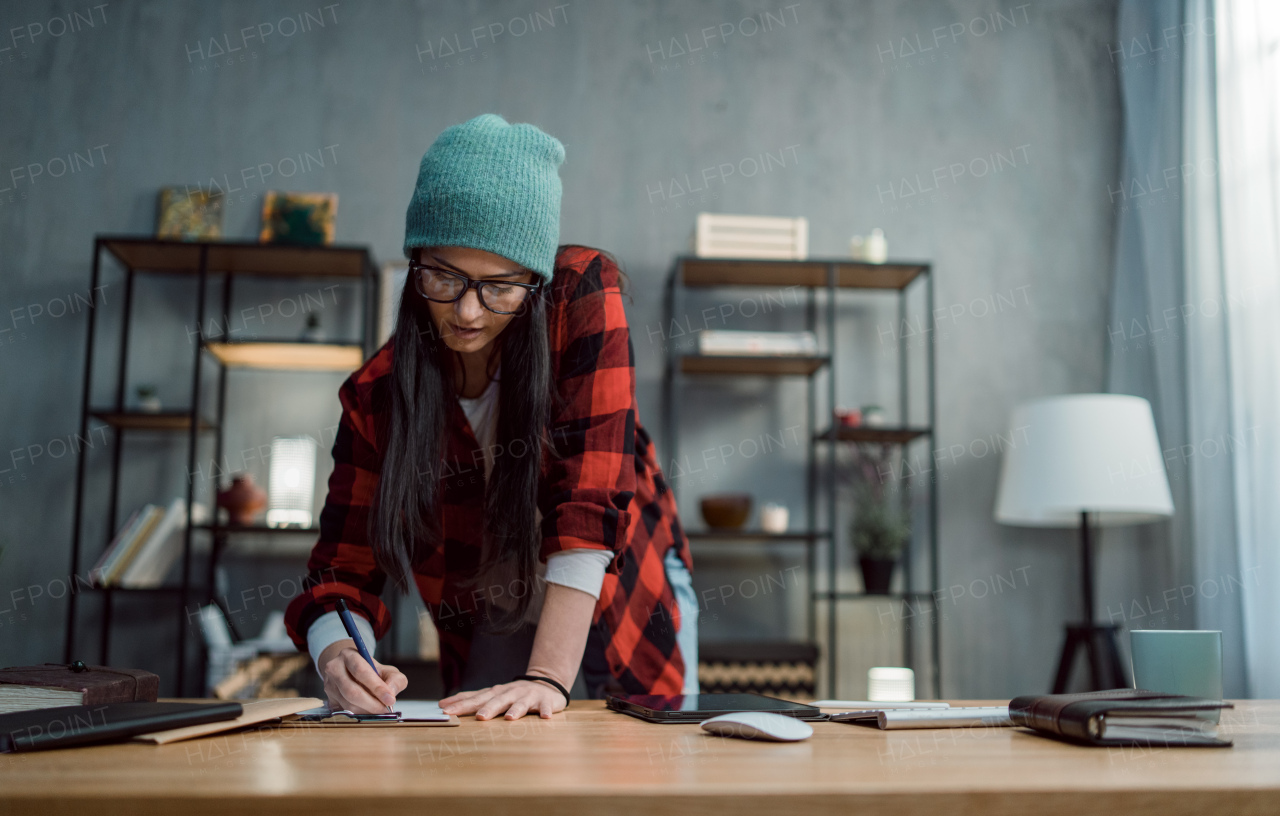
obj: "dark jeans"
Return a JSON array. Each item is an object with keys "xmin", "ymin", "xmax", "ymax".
[
  {"xmin": 456, "ymin": 550, "xmax": 698, "ymax": 698},
  {"xmin": 457, "ymin": 619, "xmax": 614, "ymax": 700}
]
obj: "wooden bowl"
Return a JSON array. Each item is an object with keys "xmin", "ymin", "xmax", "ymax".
[{"xmin": 700, "ymin": 493, "xmax": 753, "ymax": 529}]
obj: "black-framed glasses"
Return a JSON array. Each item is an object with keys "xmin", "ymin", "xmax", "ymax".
[{"xmin": 409, "ymin": 261, "xmax": 541, "ymax": 315}]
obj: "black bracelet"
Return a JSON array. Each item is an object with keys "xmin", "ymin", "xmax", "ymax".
[{"xmin": 513, "ymin": 673, "xmax": 571, "ymax": 707}]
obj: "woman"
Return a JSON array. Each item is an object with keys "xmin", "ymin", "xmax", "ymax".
[{"xmin": 283, "ymin": 113, "xmax": 697, "ymax": 721}]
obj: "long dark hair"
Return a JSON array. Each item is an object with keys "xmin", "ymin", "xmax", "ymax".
[
  {"xmin": 366, "ymin": 245, "xmax": 555, "ymax": 629},
  {"xmin": 369, "ymin": 245, "xmax": 627, "ymax": 632}
]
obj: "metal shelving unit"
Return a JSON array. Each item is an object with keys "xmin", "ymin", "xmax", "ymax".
[
  {"xmin": 662, "ymin": 255, "xmax": 939, "ymax": 698},
  {"xmin": 65, "ymin": 236, "xmax": 379, "ymax": 695}
]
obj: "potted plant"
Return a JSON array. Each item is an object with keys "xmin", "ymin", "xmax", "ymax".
[
  {"xmin": 135, "ymin": 384, "xmax": 161, "ymax": 413},
  {"xmin": 842, "ymin": 442, "xmax": 911, "ymax": 595},
  {"xmin": 851, "ymin": 483, "xmax": 910, "ymax": 594}
]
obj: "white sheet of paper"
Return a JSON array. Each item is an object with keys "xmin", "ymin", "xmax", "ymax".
[{"xmin": 395, "ymin": 700, "xmax": 450, "ymax": 721}]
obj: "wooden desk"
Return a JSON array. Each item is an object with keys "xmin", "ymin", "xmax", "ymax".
[{"xmin": 1, "ymin": 700, "xmax": 1278, "ymax": 815}]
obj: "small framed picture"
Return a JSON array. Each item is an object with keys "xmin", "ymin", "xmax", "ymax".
[
  {"xmin": 156, "ymin": 187, "xmax": 224, "ymax": 240},
  {"xmin": 259, "ymin": 191, "xmax": 337, "ymax": 245}
]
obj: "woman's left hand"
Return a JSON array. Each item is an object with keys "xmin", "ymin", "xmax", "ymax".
[{"xmin": 439, "ymin": 678, "xmax": 567, "ymax": 720}]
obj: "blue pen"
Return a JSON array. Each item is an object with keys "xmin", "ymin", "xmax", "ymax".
[{"xmin": 335, "ymin": 598, "xmax": 394, "ymax": 713}]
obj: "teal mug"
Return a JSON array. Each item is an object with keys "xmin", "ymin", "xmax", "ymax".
[{"xmin": 1129, "ymin": 629, "xmax": 1223, "ymax": 723}]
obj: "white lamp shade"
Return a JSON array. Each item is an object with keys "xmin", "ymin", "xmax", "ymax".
[
  {"xmin": 994, "ymin": 394, "xmax": 1174, "ymax": 527},
  {"xmin": 267, "ymin": 436, "xmax": 317, "ymax": 527}
]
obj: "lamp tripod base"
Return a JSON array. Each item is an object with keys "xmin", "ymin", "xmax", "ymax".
[{"xmin": 1050, "ymin": 623, "xmax": 1128, "ymax": 693}]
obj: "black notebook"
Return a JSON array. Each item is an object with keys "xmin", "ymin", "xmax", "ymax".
[
  {"xmin": 1008, "ymin": 689, "xmax": 1232, "ymax": 747},
  {"xmin": 0, "ymin": 700, "xmax": 243, "ymax": 752}
]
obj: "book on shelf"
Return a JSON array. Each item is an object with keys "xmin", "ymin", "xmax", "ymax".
[
  {"xmin": 1008, "ymin": 688, "xmax": 1234, "ymax": 747},
  {"xmin": 118, "ymin": 498, "xmax": 187, "ymax": 588},
  {"xmin": 90, "ymin": 498, "xmax": 188, "ymax": 588},
  {"xmin": 697, "ymin": 330, "xmax": 817, "ymax": 356},
  {"xmin": 87, "ymin": 507, "xmax": 141, "ymax": 582},
  {"xmin": 0, "ymin": 664, "xmax": 159, "ymax": 715},
  {"xmin": 90, "ymin": 505, "xmax": 162, "ymax": 587}
]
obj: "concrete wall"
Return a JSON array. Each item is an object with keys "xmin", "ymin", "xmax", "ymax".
[{"xmin": 0, "ymin": 0, "xmax": 1121, "ymax": 698}]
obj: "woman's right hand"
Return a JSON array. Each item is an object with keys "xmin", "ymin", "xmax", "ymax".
[{"xmin": 317, "ymin": 639, "xmax": 409, "ymax": 714}]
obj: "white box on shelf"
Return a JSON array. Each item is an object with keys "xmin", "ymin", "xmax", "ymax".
[
  {"xmin": 693, "ymin": 213, "xmax": 809, "ymax": 260},
  {"xmin": 698, "ymin": 329, "xmax": 817, "ymax": 356}
]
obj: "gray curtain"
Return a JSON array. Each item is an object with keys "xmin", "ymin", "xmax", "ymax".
[{"xmin": 1106, "ymin": 0, "xmax": 1248, "ymax": 696}]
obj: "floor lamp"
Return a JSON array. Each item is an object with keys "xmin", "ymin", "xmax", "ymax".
[{"xmin": 994, "ymin": 394, "xmax": 1174, "ymax": 693}]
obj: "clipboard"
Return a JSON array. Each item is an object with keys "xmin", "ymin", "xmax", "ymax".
[{"xmin": 279, "ymin": 702, "xmax": 461, "ymax": 727}]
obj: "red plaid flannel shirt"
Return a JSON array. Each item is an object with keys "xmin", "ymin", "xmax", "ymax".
[{"xmin": 284, "ymin": 246, "xmax": 693, "ymax": 695}]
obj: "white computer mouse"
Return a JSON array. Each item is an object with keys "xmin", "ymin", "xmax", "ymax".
[{"xmin": 700, "ymin": 711, "xmax": 814, "ymax": 742}]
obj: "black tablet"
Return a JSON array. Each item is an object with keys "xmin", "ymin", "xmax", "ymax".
[{"xmin": 605, "ymin": 692, "xmax": 825, "ymax": 723}]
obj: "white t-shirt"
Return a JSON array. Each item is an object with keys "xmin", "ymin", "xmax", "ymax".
[
  {"xmin": 307, "ymin": 367, "xmax": 613, "ymax": 669},
  {"xmin": 456, "ymin": 366, "xmax": 614, "ymax": 599}
]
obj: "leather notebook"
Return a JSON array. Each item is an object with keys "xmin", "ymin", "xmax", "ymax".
[
  {"xmin": 0, "ymin": 700, "xmax": 243, "ymax": 752},
  {"xmin": 1008, "ymin": 688, "xmax": 1233, "ymax": 747},
  {"xmin": 0, "ymin": 663, "xmax": 159, "ymax": 714}
]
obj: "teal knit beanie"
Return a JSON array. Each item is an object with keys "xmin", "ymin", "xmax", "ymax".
[{"xmin": 403, "ymin": 113, "xmax": 565, "ymax": 282}]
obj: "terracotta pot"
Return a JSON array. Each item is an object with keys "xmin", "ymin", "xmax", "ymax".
[
  {"xmin": 218, "ymin": 474, "xmax": 267, "ymax": 526},
  {"xmin": 700, "ymin": 493, "xmax": 752, "ymax": 529}
]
